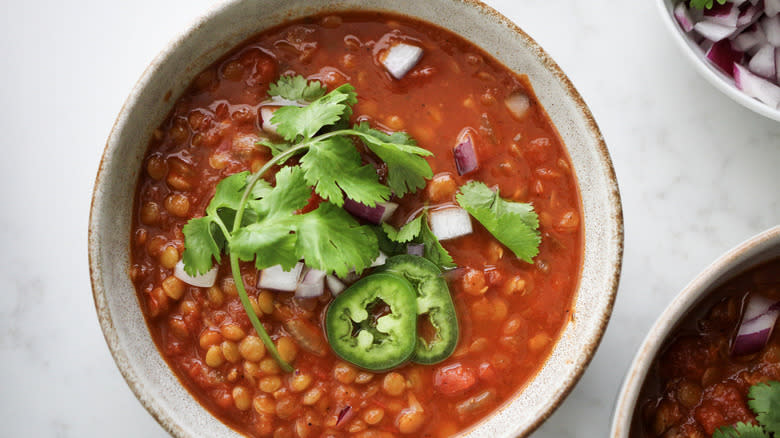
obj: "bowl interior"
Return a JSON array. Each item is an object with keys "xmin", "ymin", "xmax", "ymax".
[
  {"xmin": 657, "ymin": 0, "xmax": 780, "ymax": 122},
  {"xmin": 90, "ymin": 1, "xmax": 623, "ymax": 436},
  {"xmin": 610, "ymin": 226, "xmax": 780, "ymax": 437}
]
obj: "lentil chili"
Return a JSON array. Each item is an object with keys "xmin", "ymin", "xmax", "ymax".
[
  {"xmin": 634, "ymin": 257, "xmax": 780, "ymax": 438},
  {"xmin": 130, "ymin": 12, "xmax": 583, "ymax": 437}
]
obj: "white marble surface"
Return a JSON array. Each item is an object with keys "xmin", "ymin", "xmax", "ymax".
[{"xmin": 0, "ymin": 0, "xmax": 777, "ymax": 436}]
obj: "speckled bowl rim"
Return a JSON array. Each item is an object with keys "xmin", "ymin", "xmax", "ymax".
[
  {"xmin": 89, "ymin": 1, "xmax": 624, "ymax": 436},
  {"xmin": 610, "ymin": 225, "xmax": 780, "ymax": 437},
  {"xmin": 656, "ymin": 0, "xmax": 780, "ymax": 122}
]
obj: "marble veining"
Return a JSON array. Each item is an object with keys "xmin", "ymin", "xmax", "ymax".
[{"xmin": 0, "ymin": 0, "xmax": 777, "ymax": 437}]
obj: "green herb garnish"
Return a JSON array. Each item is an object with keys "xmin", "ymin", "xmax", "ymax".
[
  {"xmin": 182, "ymin": 76, "xmax": 434, "ymax": 371},
  {"xmin": 688, "ymin": 0, "xmax": 727, "ymax": 10},
  {"xmin": 455, "ymin": 181, "xmax": 540, "ymax": 263},
  {"xmin": 713, "ymin": 381, "xmax": 780, "ymax": 437}
]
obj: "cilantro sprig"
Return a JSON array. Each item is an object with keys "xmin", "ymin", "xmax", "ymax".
[
  {"xmin": 455, "ymin": 181, "xmax": 540, "ymax": 263},
  {"xmin": 713, "ymin": 381, "xmax": 780, "ymax": 438},
  {"xmin": 181, "ymin": 76, "xmax": 434, "ymax": 371},
  {"xmin": 688, "ymin": 0, "xmax": 727, "ymax": 10}
]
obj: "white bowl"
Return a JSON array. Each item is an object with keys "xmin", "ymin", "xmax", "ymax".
[
  {"xmin": 89, "ymin": 1, "xmax": 623, "ymax": 436},
  {"xmin": 610, "ymin": 225, "xmax": 780, "ymax": 437},
  {"xmin": 657, "ymin": 0, "xmax": 780, "ymax": 122}
]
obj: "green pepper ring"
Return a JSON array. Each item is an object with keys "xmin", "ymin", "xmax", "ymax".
[
  {"xmin": 325, "ymin": 272, "xmax": 418, "ymax": 371},
  {"xmin": 378, "ymin": 255, "xmax": 459, "ymax": 365}
]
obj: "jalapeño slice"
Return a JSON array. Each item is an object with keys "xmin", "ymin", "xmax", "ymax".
[
  {"xmin": 378, "ymin": 255, "xmax": 459, "ymax": 364},
  {"xmin": 325, "ymin": 272, "xmax": 418, "ymax": 371}
]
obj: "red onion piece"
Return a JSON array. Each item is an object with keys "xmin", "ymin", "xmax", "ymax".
[
  {"xmin": 504, "ymin": 92, "xmax": 531, "ymax": 120},
  {"xmin": 325, "ymin": 275, "xmax": 346, "ymax": 296},
  {"xmin": 174, "ymin": 261, "xmax": 217, "ymax": 287},
  {"xmin": 731, "ymin": 25, "xmax": 769, "ymax": 53},
  {"xmin": 767, "ymin": 0, "xmax": 780, "ymax": 17},
  {"xmin": 453, "ymin": 132, "xmax": 479, "ymax": 176},
  {"xmin": 335, "ymin": 406, "xmax": 354, "ymax": 427},
  {"xmin": 381, "ymin": 43, "xmax": 423, "ymax": 79},
  {"xmin": 707, "ymin": 40, "xmax": 744, "ymax": 75},
  {"xmin": 732, "ymin": 294, "xmax": 780, "ymax": 356},
  {"xmin": 762, "ymin": 14, "xmax": 780, "ymax": 45},
  {"xmin": 675, "ymin": 2, "xmax": 695, "ymax": 32},
  {"xmin": 703, "ymin": 2, "xmax": 741, "ymax": 27},
  {"xmin": 407, "ymin": 243, "xmax": 425, "ymax": 257},
  {"xmin": 260, "ymin": 106, "xmax": 280, "ymax": 135},
  {"xmin": 748, "ymin": 44, "xmax": 777, "ymax": 78},
  {"xmin": 695, "ymin": 20, "xmax": 738, "ymax": 41},
  {"xmin": 734, "ymin": 62, "xmax": 780, "ymax": 107},
  {"xmin": 295, "ymin": 268, "xmax": 326, "ymax": 298},
  {"xmin": 258, "ymin": 263, "xmax": 304, "ymax": 292},
  {"xmin": 343, "ymin": 199, "xmax": 398, "ymax": 225},
  {"xmin": 429, "ymin": 207, "xmax": 472, "ymax": 241}
]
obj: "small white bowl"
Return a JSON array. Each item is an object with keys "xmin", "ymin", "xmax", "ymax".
[
  {"xmin": 657, "ymin": 0, "xmax": 780, "ymax": 122},
  {"xmin": 610, "ymin": 225, "xmax": 780, "ymax": 437},
  {"xmin": 90, "ymin": 1, "xmax": 623, "ymax": 436}
]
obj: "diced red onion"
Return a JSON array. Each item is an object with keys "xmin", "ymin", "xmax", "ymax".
[
  {"xmin": 295, "ymin": 268, "xmax": 326, "ymax": 298},
  {"xmin": 258, "ymin": 263, "xmax": 304, "ymax": 292},
  {"xmin": 429, "ymin": 207, "xmax": 473, "ymax": 241},
  {"xmin": 504, "ymin": 92, "xmax": 531, "ymax": 120},
  {"xmin": 335, "ymin": 406, "xmax": 354, "ymax": 427},
  {"xmin": 371, "ymin": 251, "xmax": 388, "ymax": 267},
  {"xmin": 748, "ymin": 44, "xmax": 777, "ymax": 78},
  {"xmin": 453, "ymin": 132, "xmax": 479, "ymax": 176},
  {"xmin": 707, "ymin": 40, "xmax": 744, "ymax": 75},
  {"xmin": 695, "ymin": 20, "xmax": 738, "ymax": 41},
  {"xmin": 260, "ymin": 106, "xmax": 280, "ymax": 135},
  {"xmin": 407, "ymin": 243, "xmax": 425, "ymax": 257},
  {"xmin": 675, "ymin": 2, "xmax": 695, "ymax": 32},
  {"xmin": 762, "ymin": 15, "xmax": 780, "ymax": 45},
  {"xmin": 325, "ymin": 275, "xmax": 346, "ymax": 296},
  {"xmin": 738, "ymin": 4, "xmax": 763, "ymax": 27},
  {"xmin": 731, "ymin": 25, "xmax": 768, "ymax": 52},
  {"xmin": 343, "ymin": 199, "xmax": 398, "ymax": 225},
  {"xmin": 174, "ymin": 261, "xmax": 217, "ymax": 288},
  {"xmin": 776, "ymin": 49, "xmax": 780, "ymax": 83},
  {"xmin": 381, "ymin": 43, "xmax": 423, "ymax": 79},
  {"xmin": 703, "ymin": 2, "xmax": 740, "ymax": 27},
  {"xmin": 767, "ymin": 0, "xmax": 780, "ymax": 17},
  {"xmin": 732, "ymin": 294, "xmax": 780, "ymax": 356},
  {"xmin": 734, "ymin": 62, "xmax": 780, "ymax": 107}
]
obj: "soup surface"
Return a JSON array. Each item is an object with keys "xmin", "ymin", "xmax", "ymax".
[
  {"xmin": 633, "ymin": 257, "xmax": 780, "ymax": 438},
  {"xmin": 130, "ymin": 12, "xmax": 582, "ymax": 437}
]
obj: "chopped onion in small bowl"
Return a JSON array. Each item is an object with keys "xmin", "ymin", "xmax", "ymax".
[{"xmin": 663, "ymin": 0, "xmax": 780, "ymax": 119}]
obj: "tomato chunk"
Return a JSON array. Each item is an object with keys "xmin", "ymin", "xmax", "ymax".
[{"xmin": 435, "ymin": 363, "xmax": 477, "ymax": 396}]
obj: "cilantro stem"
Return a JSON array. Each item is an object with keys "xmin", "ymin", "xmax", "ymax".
[{"xmin": 225, "ymin": 144, "xmax": 307, "ymax": 373}]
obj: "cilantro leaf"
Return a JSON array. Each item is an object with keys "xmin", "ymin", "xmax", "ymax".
[
  {"xmin": 353, "ymin": 122, "xmax": 433, "ymax": 197},
  {"xmin": 372, "ymin": 226, "xmax": 409, "ymax": 256},
  {"xmin": 247, "ymin": 166, "xmax": 310, "ymax": 220},
  {"xmin": 182, "ymin": 217, "xmax": 223, "ymax": 276},
  {"xmin": 749, "ymin": 381, "xmax": 780, "ymax": 435},
  {"xmin": 268, "ymin": 75, "xmax": 327, "ymax": 102},
  {"xmin": 294, "ymin": 202, "xmax": 379, "ymax": 277},
  {"xmin": 382, "ymin": 215, "xmax": 423, "ymax": 243},
  {"xmin": 689, "ymin": 0, "xmax": 727, "ymax": 10},
  {"xmin": 713, "ymin": 423, "xmax": 768, "ymax": 438},
  {"xmin": 206, "ymin": 171, "xmax": 252, "ymax": 216},
  {"xmin": 419, "ymin": 211, "xmax": 455, "ymax": 269},
  {"xmin": 272, "ymin": 84, "xmax": 357, "ymax": 141},
  {"xmin": 456, "ymin": 181, "xmax": 540, "ymax": 263},
  {"xmin": 300, "ymin": 136, "xmax": 390, "ymax": 207},
  {"xmin": 232, "ymin": 166, "xmax": 310, "ymax": 271}
]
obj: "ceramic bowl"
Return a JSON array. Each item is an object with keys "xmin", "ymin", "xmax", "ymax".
[
  {"xmin": 89, "ymin": 0, "xmax": 623, "ymax": 436},
  {"xmin": 610, "ymin": 225, "xmax": 780, "ymax": 437},
  {"xmin": 656, "ymin": 0, "xmax": 780, "ymax": 122}
]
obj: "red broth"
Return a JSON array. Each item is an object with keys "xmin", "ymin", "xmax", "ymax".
[
  {"xmin": 633, "ymin": 257, "xmax": 780, "ymax": 437},
  {"xmin": 130, "ymin": 12, "xmax": 583, "ymax": 437}
]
